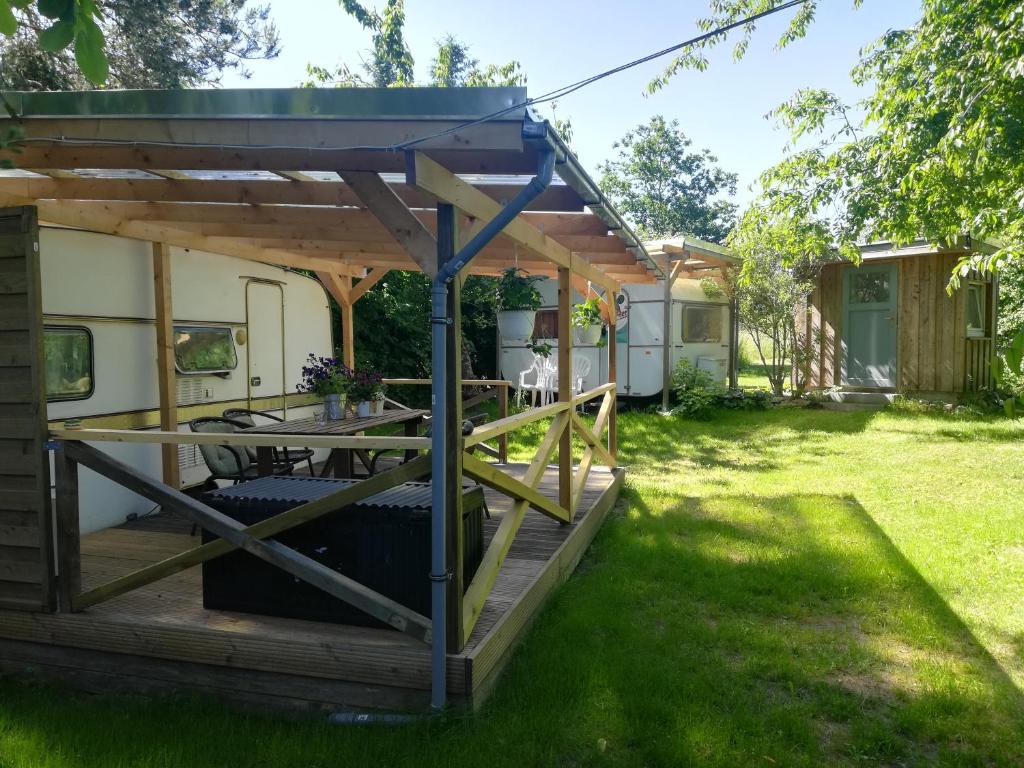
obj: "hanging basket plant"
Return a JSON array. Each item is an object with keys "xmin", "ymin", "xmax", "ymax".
[
  {"xmin": 496, "ymin": 267, "xmax": 545, "ymax": 341},
  {"xmin": 571, "ymin": 296, "xmax": 607, "ymax": 346}
]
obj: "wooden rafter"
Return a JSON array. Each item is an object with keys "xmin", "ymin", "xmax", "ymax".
[
  {"xmin": 340, "ymin": 170, "xmax": 437, "ymax": 277},
  {"xmin": 409, "ymin": 152, "xmax": 622, "ymax": 294},
  {"xmin": 0, "ymin": 176, "xmax": 587, "ymax": 213}
]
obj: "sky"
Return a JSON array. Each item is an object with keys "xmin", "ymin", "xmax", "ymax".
[{"xmin": 221, "ymin": 0, "xmax": 923, "ymax": 207}]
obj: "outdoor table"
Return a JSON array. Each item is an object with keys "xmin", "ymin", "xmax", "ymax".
[{"xmin": 239, "ymin": 409, "xmax": 428, "ymax": 478}]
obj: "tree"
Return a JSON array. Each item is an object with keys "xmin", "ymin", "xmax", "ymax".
[
  {"xmin": 0, "ymin": 0, "xmax": 279, "ymax": 88},
  {"xmin": 305, "ymin": 2, "xmax": 524, "ymax": 88},
  {"xmin": 599, "ymin": 116, "xmax": 738, "ymax": 242},
  {"xmin": 430, "ymin": 34, "xmax": 525, "ymax": 88},
  {"xmin": 649, "ymin": 1, "xmax": 1024, "ymax": 275},
  {"xmin": 727, "ymin": 206, "xmax": 835, "ymax": 396}
]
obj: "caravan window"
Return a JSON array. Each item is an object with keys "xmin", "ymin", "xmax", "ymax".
[
  {"xmin": 44, "ymin": 326, "xmax": 93, "ymax": 401},
  {"xmin": 966, "ymin": 283, "xmax": 987, "ymax": 338},
  {"xmin": 174, "ymin": 326, "xmax": 237, "ymax": 374},
  {"xmin": 531, "ymin": 309, "xmax": 558, "ymax": 339},
  {"xmin": 681, "ymin": 304, "xmax": 722, "ymax": 343}
]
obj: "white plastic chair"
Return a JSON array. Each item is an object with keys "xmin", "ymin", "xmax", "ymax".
[
  {"xmin": 518, "ymin": 354, "xmax": 550, "ymax": 408},
  {"xmin": 541, "ymin": 356, "xmax": 591, "ymax": 404}
]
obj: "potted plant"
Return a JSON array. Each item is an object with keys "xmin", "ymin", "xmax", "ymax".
[
  {"xmin": 350, "ymin": 368, "xmax": 386, "ymax": 418},
  {"xmin": 496, "ymin": 267, "xmax": 545, "ymax": 341},
  {"xmin": 298, "ymin": 354, "xmax": 350, "ymax": 420},
  {"xmin": 571, "ymin": 296, "xmax": 606, "ymax": 346}
]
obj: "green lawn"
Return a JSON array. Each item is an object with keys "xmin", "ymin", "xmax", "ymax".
[{"xmin": 2, "ymin": 408, "xmax": 1023, "ymax": 767}]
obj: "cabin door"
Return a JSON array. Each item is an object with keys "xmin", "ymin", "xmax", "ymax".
[
  {"xmin": 245, "ymin": 280, "xmax": 286, "ymax": 408},
  {"xmin": 842, "ymin": 263, "xmax": 897, "ymax": 388}
]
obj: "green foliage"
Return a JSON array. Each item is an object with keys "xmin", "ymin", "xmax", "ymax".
[
  {"xmin": 495, "ymin": 267, "xmax": 544, "ymax": 312},
  {"xmin": 671, "ymin": 357, "xmax": 771, "ymax": 418},
  {"xmin": 339, "ymin": 271, "xmax": 499, "ymax": 397},
  {"xmin": 599, "ymin": 116, "xmax": 738, "ymax": 242},
  {"xmin": 430, "ymin": 34, "xmax": 525, "ymax": 88},
  {"xmin": 992, "ymin": 330, "xmax": 1024, "ymax": 416},
  {"xmin": 727, "ymin": 206, "xmax": 835, "ymax": 396},
  {"xmin": 308, "ymin": 4, "xmax": 523, "ymax": 89},
  {"xmin": 0, "ymin": 0, "xmax": 279, "ymax": 89},
  {"xmin": 996, "ymin": 259, "xmax": 1024, "ymax": 348},
  {"xmin": 889, "ymin": 393, "xmax": 994, "ymax": 420},
  {"xmin": 670, "ymin": 358, "xmax": 726, "ymax": 418},
  {"xmin": 654, "ymin": 1, "xmax": 1024, "ymax": 279},
  {"xmin": 570, "ymin": 296, "xmax": 603, "ymax": 329}
]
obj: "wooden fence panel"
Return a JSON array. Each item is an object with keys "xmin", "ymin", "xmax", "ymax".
[{"xmin": 0, "ymin": 206, "xmax": 54, "ymax": 612}]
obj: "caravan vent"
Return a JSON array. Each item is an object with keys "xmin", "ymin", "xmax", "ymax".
[
  {"xmin": 178, "ymin": 443, "xmax": 202, "ymax": 471},
  {"xmin": 176, "ymin": 377, "xmax": 208, "ymax": 406}
]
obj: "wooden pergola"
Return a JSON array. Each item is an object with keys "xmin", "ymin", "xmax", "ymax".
[{"xmin": 0, "ymin": 87, "xmax": 653, "ymax": 710}]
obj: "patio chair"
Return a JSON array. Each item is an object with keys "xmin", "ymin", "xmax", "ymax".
[
  {"xmin": 367, "ymin": 417, "xmax": 478, "ymax": 477},
  {"xmin": 518, "ymin": 353, "xmax": 551, "ymax": 408},
  {"xmin": 541, "ymin": 356, "xmax": 592, "ymax": 406},
  {"xmin": 222, "ymin": 407, "xmax": 316, "ymax": 476},
  {"xmin": 189, "ymin": 416, "xmax": 293, "ymax": 485}
]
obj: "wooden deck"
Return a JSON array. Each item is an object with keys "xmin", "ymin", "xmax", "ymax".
[{"xmin": 0, "ymin": 464, "xmax": 623, "ymax": 713}]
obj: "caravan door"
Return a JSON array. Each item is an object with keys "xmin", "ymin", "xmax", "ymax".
[
  {"xmin": 245, "ymin": 280, "xmax": 286, "ymax": 408},
  {"xmin": 624, "ymin": 298, "xmax": 664, "ymax": 397}
]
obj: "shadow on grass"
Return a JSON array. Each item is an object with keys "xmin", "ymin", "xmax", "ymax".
[
  {"xmin": 484, "ymin": 490, "xmax": 1024, "ymax": 767},
  {"xmin": 0, "ymin": 489, "xmax": 1022, "ymax": 767}
]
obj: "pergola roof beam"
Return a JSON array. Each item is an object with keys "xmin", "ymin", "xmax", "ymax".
[{"xmin": 0, "ymin": 176, "xmax": 585, "ymax": 212}]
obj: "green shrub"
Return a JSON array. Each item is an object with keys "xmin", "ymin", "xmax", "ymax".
[
  {"xmin": 670, "ymin": 359, "xmax": 723, "ymax": 418},
  {"xmin": 671, "ymin": 359, "xmax": 776, "ymax": 418}
]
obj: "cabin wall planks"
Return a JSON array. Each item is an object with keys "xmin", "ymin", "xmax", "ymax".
[
  {"xmin": 0, "ymin": 206, "xmax": 55, "ymax": 612},
  {"xmin": 799, "ymin": 251, "xmax": 995, "ymax": 395}
]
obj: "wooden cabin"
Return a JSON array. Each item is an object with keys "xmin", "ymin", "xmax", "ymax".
[
  {"xmin": 797, "ymin": 240, "xmax": 998, "ymax": 398},
  {"xmin": 0, "ymin": 87, "xmax": 659, "ymax": 713}
]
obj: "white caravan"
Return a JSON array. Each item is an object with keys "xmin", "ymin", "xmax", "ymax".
[
  {"xmin": 500, "ymin": 237, "xmax": 738, "ymax": 399},
  {"xmin": 41, "ymin": 227, "xmax": 333, "ymax": 534},
  {"xmin": 500, "ymin": 276, "xmax": 734, "ymax": 399}
]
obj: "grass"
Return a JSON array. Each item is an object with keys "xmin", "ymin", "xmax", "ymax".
[{"xmin": 2, "ymin": 407, "xmax": 1024, "ymax": 766}]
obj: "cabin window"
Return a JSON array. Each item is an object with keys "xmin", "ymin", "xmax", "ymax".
[
  {"xmin": 966, "ymin": 283, "xmax": 987, "ymax": 338},
  {"xmin": 174, "ymin": 326, "xmax": 237, "ymax": 374},
  {"xmin": 681, "ymin": 304, "xmax": 722, "ymax": 343},
  {"xmin": 531, "ymin": 309, "xmax": 558, "ymax": 339},
  {"xmin": 43, "ymin": 326, "xmax": 93, "ymax": 401},
  {"xmin": 849, "ymin": 271, "xmax": 891, "ymax": 304}
]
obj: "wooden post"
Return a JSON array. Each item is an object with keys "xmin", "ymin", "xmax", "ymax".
[
  {"xmin": 608, "ymin": 290, "xmax": 618, "ymax": 459},
  {"xmin": 729, "ymin": 296, "xmax": 740, "ymax": 389},
  {"xmin": 53, "ymin": 446, "xmax": 80, "ymax": 612},
  {"xmin": 557, "ymin": 266, "xmax": 572, "ymax": 512},
  {"xmin": 497, "ymin": 383, "xmax": 508, "ymax": 464},
  {"xmin": 438, "ymin": 202, "xmax": 465, "ymax": 650},
  {"xmin": 662, "ymin": 256, "xmax": 673, "ymax": 413},
  {"xmin": 152, "ymin": 241, "xmax": 180, "ymax": 488},
  {"xmin": 340, "ymin": 277, "xmax": 355, "ymax": 370}
]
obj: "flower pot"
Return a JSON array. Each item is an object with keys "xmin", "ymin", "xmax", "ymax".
[
  {"xmin": 573, "ymin": 323, "xmax": 603, "ymax": 346},
  {"xmin": 372, "ymin": 398, "xmax": 385, "ymax": 416},
  {"xmin": 356, "ymin": 400, "xmax": 372, "ymax": 418},
  {"xmin": 497, "ymin": 310, "xmax": 536, "ymax": 341},
  {"xmin": 324, "ymin": 393, "xmax": 345, "ymax": 420}
]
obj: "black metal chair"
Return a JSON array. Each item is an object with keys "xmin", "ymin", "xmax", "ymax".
[
  {"xmin": 189, "ymin": 416, "xmax": 293, "ymax": 484},
  {"xmin": 367, "ymin": 417, "xmax": 478, "ymax": 476},
  {"xmin": 222, "ymin": 407, "xmax": 316, "ymax": 476}
]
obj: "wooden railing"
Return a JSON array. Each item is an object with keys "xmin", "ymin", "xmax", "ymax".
[
  {"xmin": 458, "ymin": 382, "xmax": 617, "ymax": 643},
  {"xmin": 47, "ymin": 377, "xmax": 615, "ymax": 652},
  {"xmin": 383, "ymin": 378, "xmax": 510, "ymax": 463},
  {"xmin": 50, "ymin": 431, "xmax": 434, "ymax": 643}
]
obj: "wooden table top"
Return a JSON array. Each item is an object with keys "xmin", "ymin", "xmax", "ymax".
[{"xmin": 239, "ymin": 409, "xmax": 428, "ymax": 436}]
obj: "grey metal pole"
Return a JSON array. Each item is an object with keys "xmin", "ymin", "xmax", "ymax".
[
  {"xmin": 428, "ymin": 202, "xmax": 456, "ymax": 711},
  {"xmin": 662, "ymin": 265, "xmax": 672, "ymax": 412}
]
